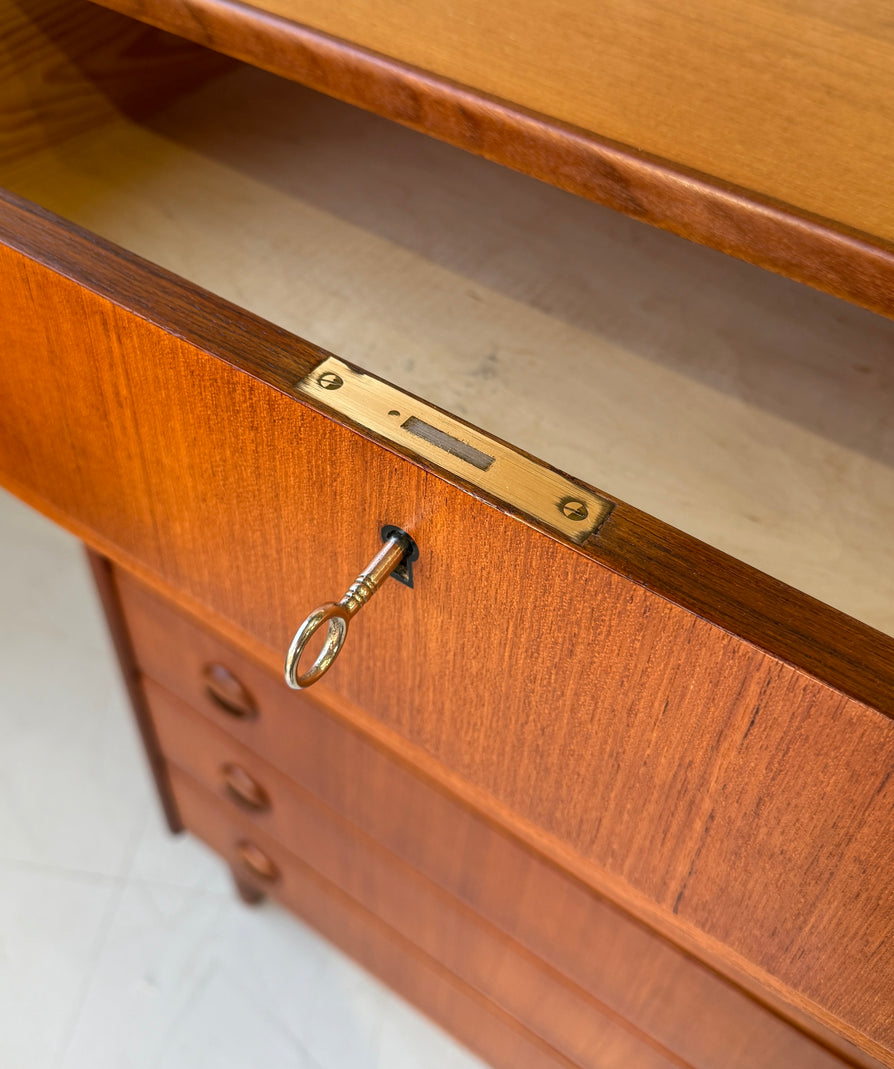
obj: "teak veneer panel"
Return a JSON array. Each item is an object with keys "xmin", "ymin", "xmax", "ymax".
[
  {"xmin": 134, "ymin": 617, "xmax": 852, "ymax": 1069},
  {"xmin": 90, "ymin": 0, "xmax": 894, "ymax": 318},
  {"xmin": 158, "ymin": 709, "xmax": 682, "ymax": 1069},
  {"xmin": 4, "ymin": 62, "xmax": 893, "ymax": 641},
  {"xmin": 1, "ymin": 192, "xmax": 892, "ymax": 1061},
  {"xmin": 114, "ymin": 566, "xmax": 879, "ymax": 1066}
]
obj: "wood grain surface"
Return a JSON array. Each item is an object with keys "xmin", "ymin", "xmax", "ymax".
[
  {"xmin": 124, "ymin": 573, "xmax": 856, "ymax": 1069},
  {"xmin": 170, "ymin": 768, "xmax": 578, "ymax": 1069},
  {"xmin": 0, "ymin": 0, "xmax": 230, "ymax": 164},
  {"xmin": 88, "ymin": 0, "xmax": 894, "ymax": 318},
  {"xmin": 0, "ymin": 191, "xmax": 892, "ymax": 1061}
]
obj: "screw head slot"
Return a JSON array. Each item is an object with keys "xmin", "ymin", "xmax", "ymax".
[{"xmin": 559, "ymin": 498, "xmax": 589, "ymax": 521}]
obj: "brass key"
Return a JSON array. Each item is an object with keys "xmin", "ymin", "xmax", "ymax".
[{"xmin": 284, "ymin": 529, "xmax": 414, "ymax": 690}]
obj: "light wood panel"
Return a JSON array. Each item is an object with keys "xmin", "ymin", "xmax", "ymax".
[
  {"xmin": 89, "ymin": 0, "xmax": 894, "ymax": 316},
  {"xmin": 202, "ymin": 0, "xmax": 894, "ymax": 244},
  {"xmin": 0, "ymin": 193, "xmax": 892, "ymax": 1061},
  {"xmin": 0, "ymin": 0, "xmax": 230, "ymax": 164}
]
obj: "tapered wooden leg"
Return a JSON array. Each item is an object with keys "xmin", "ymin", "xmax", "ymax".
[
  {"xmin": 231, "ymin": 865, "xmax": 266, "ymax": 905},
  {"xmin": 86, "ymin": 549, "xmax": 183, "ymax": 834}
]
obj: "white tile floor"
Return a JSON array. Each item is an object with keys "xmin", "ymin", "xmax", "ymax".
[{"xmin": 0, "ymin": 488, "xmax": 485, "ymax": 1069}]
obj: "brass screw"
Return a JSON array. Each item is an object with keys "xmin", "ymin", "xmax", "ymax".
[
  {"xmin": 318, "ymin": 372, "xmax": 344, "ymax": 390},
  {"xmin": 560, "ymin": 499, "xmax": 589, "ymax": 521}
]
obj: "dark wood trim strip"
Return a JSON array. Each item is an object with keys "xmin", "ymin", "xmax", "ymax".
[
  {"xmin": 91, "ymin": 0, "xmax": 894, "ymax": 320},
  {"xmin": 590, "ymin": 502, "xmax": 894, "ymax": 724},
  {"xmin": 85, "ymin": 549, "xmax": 183, "ymax": 832},
  {"xmin": 3, "ymin": 189, "xmax": 893, "ymax": 726}
]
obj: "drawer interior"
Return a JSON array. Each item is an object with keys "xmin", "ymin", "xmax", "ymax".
[{"xmin": 3, "ymin": 0, "xmax": 894, "ymax": 638}]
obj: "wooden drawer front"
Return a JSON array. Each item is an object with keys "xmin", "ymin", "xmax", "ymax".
[
  {"xmin": 168, "ymin": 766, "xmax": 574, "ymax": 1069},
  {"xmin": 168, "ymin": 763, "xmax": 678, "ymax": 1069},
  {"xmin": 3, "ymin": 193, "xmax": 894, "ymax": 1061},
  {"xmin": 134, "ymin": 604, "xmax": 848, "ymax": 1069}
]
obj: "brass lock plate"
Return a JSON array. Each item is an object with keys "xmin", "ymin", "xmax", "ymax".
[{"xmin": 296, "ymin": 357, "xmax": 614, "ymax": 544}]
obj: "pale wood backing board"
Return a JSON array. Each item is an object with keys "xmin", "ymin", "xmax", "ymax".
[{"xmin": 228, "ymin": 0, "xmax": 894, "ymax": 243}]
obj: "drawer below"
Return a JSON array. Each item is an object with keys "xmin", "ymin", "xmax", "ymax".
[
  {"xmin": 145, "ymin": 672, "xmax": 847, "ymax": 1069},
  {"xmin": 170, "ymin": 765, "xmax": 640, "ymax": 1069}
]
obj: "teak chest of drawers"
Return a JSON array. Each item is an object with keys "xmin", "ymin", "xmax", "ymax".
[{"xmin": 1, "ymin": 2, "xmax": 893, "ymax": 1067}]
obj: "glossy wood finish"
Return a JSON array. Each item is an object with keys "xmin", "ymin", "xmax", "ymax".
[
  {"xmin": 139, "ymin": 651, "xmax": 854, "ymax": 1069},
  {"xmin": 172, "ymin": 767, "xmax": 583, "ymax": 1069},
  {"xmin": 90, "ymin": 0, "xmax": 894, "ymax": 318},
  {"xmin": 109, "ymin": 566, "xmax": 885, "ymax": 1065},
  {"xmin": 1, "ymin": 192, "xmax": 892, "ymax": 1060}
]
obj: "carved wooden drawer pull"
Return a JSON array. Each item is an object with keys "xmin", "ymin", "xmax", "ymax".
[
  {"xmin": 236, "ymin": 840, "xmax": 279, "ymax": 883},
  {"xmin": 221, "ymin": 763, "xmax": 270, "ymax": 812},
  {"xmin": 202, "ymin": 662, "xmax": 258, "ymax": 720}
]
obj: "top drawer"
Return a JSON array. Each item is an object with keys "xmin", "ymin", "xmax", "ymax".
[{"xmin": 0, "ymin": 4, "xmax": 892, "ymax": 1063}]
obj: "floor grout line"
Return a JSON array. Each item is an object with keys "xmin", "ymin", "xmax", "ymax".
[
  {"xmin": 51, "ymin": 876, "xmax": 128, "ymax": 1069},
  {"xmin": 0, "ymin": 854, "xmax": 233, "ymax": 897}
]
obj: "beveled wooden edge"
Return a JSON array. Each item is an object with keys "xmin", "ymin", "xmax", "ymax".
[
  {"xmin": 2, "ymin": 188, "xmax": 893, "ymax": 726},
  {"xmin": 85, "ymin": 549, "xmax": 183, "ymax": 832},
  {"xmin": 0, "ymin": 188, "xmax": 321, "ymax": 393},
  {"xmin": 89, "ymin": 0, "xmax": 894, "ymax": 320}
]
